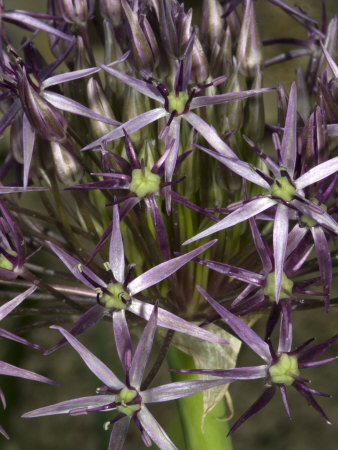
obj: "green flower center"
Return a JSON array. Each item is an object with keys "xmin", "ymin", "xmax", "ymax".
[
  {"xmin": 116, "ymin": 387, "xmax": 140, "ymax": 416},
  {"xmin": 270, "ymin": 176, "xmax": 296, "ymax": 202},
  {"xmin": 129, "ymin": 168, "xmax": 161, "ymax": 198},
  {"xmin": 264, "ymin": 272, "xmax": 293, "ymax": 302},
  {"xmin": 101, "ymin": 283, "xmax": 130, "ymax": 310},
  {"xmin": 269, "ymin": 354, "xmax": 300, "ymax": 386},
  {"xmin": 0, "ymin": 253, "xmax": 14, "ymax": 271},
  {"xmin": 167, "ymin": 91, "xmax": 189, "ymax": 114}
]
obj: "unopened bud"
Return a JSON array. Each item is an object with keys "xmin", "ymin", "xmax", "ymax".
[
  {"xmin": 243, "ymin": 68, "xmax": 265, "ymax": 142},
  {"xmin": 236, "ymin": 0, "xmax": 263, "ymax": 78},
  {"xmin": 191, "ymin": 35, "xmax": 209, "ymax": 84},
  {"xmin": 58, "ymin": 0, "xmax": 95, "ymax": 26},
  {"xmin": 99, "ymin": 0, "xmax": 123, "ymax": 25},
  {"xmin": 87, "ymin": 78, "xmax": 116, "ymax": 140},
  {"xmin": 200, "ymin": 0, "xmax": 224, "ymax": 48},
  {"xmin": 51, "ymin": 141, "xmax": 84, "ymax": 185}
]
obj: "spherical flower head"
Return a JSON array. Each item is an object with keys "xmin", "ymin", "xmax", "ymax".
[
  {"xmin": 264, "ymin": 271, "xmax": 294, "ymax": 301},
  {"xmin": 167, "ymin": 91, "xmax": 189, "ymax": 114},
  {"xmin": 115, "ymin": 387, "xmax": 141, "ymax": 416},
  {"xmin": 270, "ymin": 176, "xmax": 296, "ymax": 201},
  {"xmin": 101, "ymin": 283, "xmax": 130, "ymax": 309},
  {"xmin": 129, "ymin": 168, "xmax": 161, "ymax": 198},
  {"xmin": 269, "ymin": 354, "xmax": 300, "ymax": 386}
]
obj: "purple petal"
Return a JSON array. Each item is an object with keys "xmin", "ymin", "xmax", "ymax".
[
  {"xmin": 113, "ymin": 310, "xmax": 132, "ymax": 374},
  {"xmin": 127, "ymin": 240, "xmax": 217, "ymax": 295},
  {"xmin": 0, "ymin": 186, "xmax": 48, "ymax": 194},
  {"xmin": 0, "ymin": 328, "xmax": 42, "ymax": 351},
  {"xmin": 0, "ymin": 286, "xmax": 37, "ymax": 320},
  {"xmin": 44, "ymin": 304, "xmax": 105, "ymax": 355},
  {"xmin": 280, "ymin": 82, "xmax": 297, "ymax": 176},
  {"xmin": 169, "ymin": 366, "xmax": 267, "ymax": 382},
  {"xmin": 295, "ymin": 157, "xmax": 338, "ymax": 190},
  {"xmin": 285, "ymin": 224, "xmax": 308, "ymax": 258},
  {"xmin": 128, "ymin": 299, "xmax": 228, "ymax": 345},
  {"xmin": 0, "ymin": 361, "xmax": 56, "ymax": 385},
  {"xmin": 108, "ymin": 415, "xmax": 131, "ymax": 450},
  {"xmin": 311, "ymin": 227, "xmax": 332, "ymax": 312},
  {"xmin": 164, "ymin": 117, "xmax": 181, "ymax": 185},
  {"xmin": 278, "ymin": 300, "xmax": 292, "ymax": 353},
  {"xmin": 0, "ymin": 100, "xmax": 21, "ymax": 135},
  {"xmin": 273, "ymin": 204, "xmax": 289, "ymax": 303},
  {"xmin": 3, "ymin": 11, "xmax": 73, "ymax": 41},
  {"xmin": 293, "ymin": 382, "xmax": 331, "ymax": 424},
  {"xmin": 190, "ymin": 87, "xmax": 274, "ymax": 109},
  {"xmin": 228, "ymin": 387, "xmax": 276, "ymax": 436},
  {"xmin": 82, "ymin": 108, "xmax": 167, "ymax": 151},
  {"xmin": 291, "ymin": 199, "xmax": 338, "ymax": 234},
  {"xmin": 22, "ymin": 395, "xmax": 115, "ymax": 417},
  {"xmin": 110, "ymin": 204, "xmax": 125, "ymax": 284},
  {"xmin": 47, "ymin": 241, "xmax": 106, "ymax": 290},
  {"xmin": 248, "ymin": 216, "xmax": 273, "ymax": 272},
  {"xmin": 43, "ymin": 91, "xmax": 120, "ymax": 125},
  {"xmin": 98, "ymin": 64, "xmax": 164, "ymax": 103},
  {"xmin": 194, "ymin": 257, "xmax": 265, "ymax": 286},
  {"xmin": 142, "ymin": 378, "xmax": 236, "ymax": 403},
  {"xmin": 50, "ymin": 326, "xmax": 124, "ymax": 390},
  {"xmin": 0, "ymin": 425, "xmax": 9, "ymax": 440},
  {"xmin": 144, "ymin": 196, "xmax": 171, "ymax": 261},
  {"xmin": 22, "ymin": 114, "xmax": 36, "ymax": 188},
  {"xmin": 137, "ymin": 406, "xmax": 177, "ymax": 450},
  {"xmin": 279, "ymin": 385, "xmax": 291, "ymax": 419},
  {"xmin": 130, "ymin": 304, "xmax": 158, "ymax": 389},
  {"xmin": 170, "ymin": 191, "xmax": 217, "ymax": 222},
  {"xmin": 183, "ymin": 197, "xmax": 276, "ymax": 245},
  {"xmin": 197, "ymin": 286, "xmax": 271, "ymax": 362},
  {"xmin": 297, "ymin": 335, "xmax": 338, "ymax": 364}
]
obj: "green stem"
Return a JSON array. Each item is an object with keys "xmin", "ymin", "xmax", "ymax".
[{"xmin": 167, "ymin": 346, "xmax": 233, "ymax": 450}]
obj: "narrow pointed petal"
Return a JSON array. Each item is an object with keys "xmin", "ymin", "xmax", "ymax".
[
  {"xmin": 44, "ymin": 304, "xmax": 105, "ymax": 355},
  {"xmin": 170, "ymin": 191, "xmax": 217, "ymax": 222},
  {"xmin": 43, "ymin": 53, "xmax": 130, "ymax": 89},
  {"xmin": 0, "ymin": 361, "xmax": 56, "ymax": 385},
  {"xmin": 295, "ymin": 157, "xmax": 338, "ymax": 190},
  {"xmin": 0, "ymin": 425, "xmax": 9, "ymax": 440},
  {"xmin": 197, "ymin": 286, "xmax": 271, "ymax": 362},
  {"xmin": 0, "ymin": 100, "xmax": 21, "ymax": 135},
  {"xmin": 142, "ymin": 378, "xmax": 236, "ymax": 403},
  {"xmin": 278, "ymin": 299, "xmax": 292, "ymax": 353},
  {"xmin": 110, "ymin": 204, "xmax": 125, "ymax": 284},
  {"xmin": 82, "ymin": 108, "xmax": 168, "ymax": 151},
  {"xmin": 293, "ymin": 382, "xmax": 331, "ymax": 424},
  {"xmin": 0, "ymin": 186, "xmax": 48, "ymax": 194},
  {"xmin": 228, "ymin": 387, "xmax": 276, "ymax": 436},
  {"xmin": 286, "ymin": 224, "xmax": 308, "ymax": 258},
  {"xmin": 279, "ymin": 385, "xmax": 291, "ymax": 419},
  {"xmin": 320, "ymin": 42, "xmax": 338, "ymax": 78},
  {"xmin": 50, "ymin": 326, "xmax": 124, "ymax": 390},
  {"xmin": 164, "ymin": 117, "xmax": 181, "ymax": 184},
  {"xmin": 127, "ymin": 240, "xmax": 216, "ymax": 296},
  {"xmin": 113, "ymin": 310, "xmax": 132, "ymax": 373},
  {"xmin": 22, "ymin": 395, "xmax": 115, "ymax": 418},
  {"xmin": 128, "ymin": 299, "xmax": 228, "ymax": 345},
  {"xmin": 194, "ymin": 256, "xmax": 264, "ymax": 285},
  {"xmin": 43, "ymin": 92, "xmax": 120, "ymax": 125},
  {"xmin": 273, "ymin": 204, "xmax": 289, "ymax": 303},
  {"xmin": 0, "ymin": 286, "xmax": 37, "ymax": 320},
  {"xmin": 189, "ymin": 87, "xmax": 274, "ymax": 109},
  {"xmin": 183, "ymin": 197, "xmax": 276, "ymax": 245},
  {"xmin": 22, "ymin": 114, "xmax": 36, "ymax": 188},
  {"xmin": 144, "ymin": 196, "xmax": 171, "ymax": 261},
  {"xmin": 3, "ymin": 11, "xmax": 73, "ymax": 41},
  {"xmin": 98, "ymin": 64, "xmax": 164, "ymax": 103},
  {"xmin": 169, "ymin": 366, "xmax": 267, "ymax": 381},
  {"xmin": 108, "ymin": 415, "xmax": 131, "ymax": 450},
  {"xmin": 281, "ymin": 82, "xmax": 297, "ymax": 176},
  {"xmin": 47, "ymin": 242, "xmax": 106, "ymax": 290},
  {"xmin": 0, "ymin": 328, "xmax": 42, "ymax": 351},
  {"xmin": 248, "ymin": 216, "xmax": 273, "ymax": 272},
  {"xmin": 137, "ymin": 406, "xmax": 177, "ymax": 450},
  {"xmin": 297, "ymin": 335, "xmax": 338, "ymax": 363},
  {"xmin": 130, "ymin": 304, "xmax": 158, "ymax": 389},
  {"xmin": 312, "ymin": 227, "xmax": 332, "ymax": 312}
]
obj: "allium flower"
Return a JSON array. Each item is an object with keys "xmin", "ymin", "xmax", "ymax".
[
  {"xmin": 176, "ymin": 286, "xmax": 338, "ymax": 435},
  {"xmin": 45, "ymin": 204, "xmax": 227, "ymax": 354},
  {"xmin": 23, "ymin": 304, "xmax": 227, "ymax": 449},
  {"xmin": 184, "ymin": 82, "xmax": 338, "ymax": 301},
  {"xmin": 0, "ymin": 45, "xmax": 124, "ymax": 186},
  {"xmin": 0, "ymin": 286, "xmax": 57, "ymax": 439}
]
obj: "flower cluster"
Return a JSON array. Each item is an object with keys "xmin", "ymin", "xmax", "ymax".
[{"xmin": 0, "ymin": 0, "xmax": 337, "ymax": 449}]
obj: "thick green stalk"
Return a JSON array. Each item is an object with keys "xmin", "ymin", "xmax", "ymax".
[{"xmin": 167, "ymin": 347, "xmax": 233, "ymax": 450}]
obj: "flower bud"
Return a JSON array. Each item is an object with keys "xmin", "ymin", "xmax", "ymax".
[
  {"xmin": 87, "ymin": 78, "xmax": 116, "ymax": 140},
  {"xmin": 210, "ymin": 26, "xmax": 232, "ymax": 77},
  {"xmin": 200, "ymin": 0, "xmax": 224, "ymax": 49},
  {"xmin": 191, "ymin": 35, "xmax": 209, "ymax": 84},
  {"xmin": 51, "ymin": 141, "xmax": 84, "ymax": 185},
  {"xmin": 57, "ymin": 0, "xmax": 95, "ymax": 26},
  {"xmin": 99, "ymin": 0, "xmax": 123, "ymax": 25},
  {"xmin": 243, "ymin": 68, "xmax": 265, "ymax": 142},
  {"xmin": 236, "ymin": 0, "xmax": 263, "ymax": 78}
]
